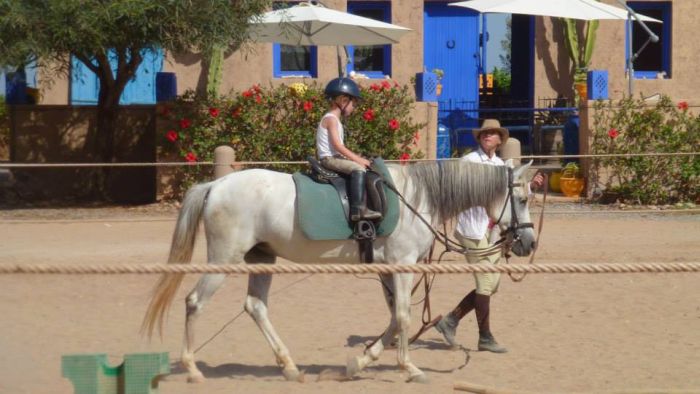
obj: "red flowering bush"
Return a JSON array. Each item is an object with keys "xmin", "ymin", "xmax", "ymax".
[
  {"xmin": 160, "ymin": 81, "xmax": 424, "ymax": 184},
  {"xmin": 591, "ymin": 95, "xmax": 699, "ymax": 204}
]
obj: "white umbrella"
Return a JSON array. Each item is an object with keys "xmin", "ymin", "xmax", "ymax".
[
  {"xmin": 250, "ymin": 2, "xmax": 411, "ymax": 46},
  {"xmin": 449, "ymin": 0, "xmax": 661, "ymax": 22}
]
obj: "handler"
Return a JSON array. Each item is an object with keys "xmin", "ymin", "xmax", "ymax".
[{"xmin": 435, "ymin": 119, "xmax": 544, "ymax": 353}]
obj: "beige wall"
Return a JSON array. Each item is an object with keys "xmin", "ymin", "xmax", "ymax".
[
  {"xmin": 163, "ymin": 0, "xmax": 425, "ymax": 96},
  {"xmin": 35, "ymin": 1, "xmax": 425, "ymax": 101},
  {"xmin": 533, "ymin": 0, "xmax": 699, "ymax": 103},
  {"xmin": 32, "ymin": 1, "xmax": 699, "ymax": 105}
]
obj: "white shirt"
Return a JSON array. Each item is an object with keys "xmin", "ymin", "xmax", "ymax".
[
  {"xmin": 316, "ymin": 113, "xmax": 344, "ymax": 159},
  {"xmin": 455, "ymin": 148, "xmax": 505, "ymax": 240}
]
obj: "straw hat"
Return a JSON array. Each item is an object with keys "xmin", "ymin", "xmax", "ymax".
[{"xmin": 472, "ymin": 119, "xmax": 509, "ymax": 144}]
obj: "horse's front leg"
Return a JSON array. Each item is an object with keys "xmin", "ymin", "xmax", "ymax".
[
  {"xmin": 183, "ymin": 273, "xmax": 227, "ymax": 383},
  {"xmin": 394, "ymin": 272, "xmax": 428, "ymax": 383},
  {"xmin": 347, "ymin": 274, "xmax": 398, "ymax": 377},
  {"xmin": 244, "ymin": 273, "xmax": 303, "ymax": 382}
]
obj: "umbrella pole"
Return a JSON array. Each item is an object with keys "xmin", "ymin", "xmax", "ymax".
[
  {"xmin": 337, "ymin": 46, "xmax": 343, "ymax": 77},
  {"xmin": 336, "ymin": 45, "xmax": 351, "ymax": 77}
]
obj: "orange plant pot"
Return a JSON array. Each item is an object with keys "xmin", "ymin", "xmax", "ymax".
[
  {"xmin": 548, "ymin": 171, "xmax": 562, "ymax": 193},
  {"xmin": 574, "ymin": 82, "xmax": 587, "ymax": 103},
  {"xmin": 559, "ymin": 177, "xmax": 585, "ymax": 197}
]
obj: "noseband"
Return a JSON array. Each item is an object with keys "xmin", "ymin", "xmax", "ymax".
[{"xmin": 495, "ymin": 167, "xmax": 534, "ymax": 242}]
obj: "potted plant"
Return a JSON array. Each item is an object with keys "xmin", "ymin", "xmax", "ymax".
[
  {"xmin": 432, "ymin": 68, "xmax": 444, "ymax": 96},
  {"xmin": 559, "ymin": 162, "xmax": 585, "ymax": 197}
]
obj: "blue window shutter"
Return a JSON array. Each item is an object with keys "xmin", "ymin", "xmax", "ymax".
[
  {"xmin": 121, "ymin": 48, "xmax": 163, "ymax": 104},
  {"xmin": 1, "ymin": 69, "xmax": 6, "ymax": 99},
  {"xmin": 70, "ymin": 48, "xmax": 163, "ymax": 105},
  {"xmin": 71, "ymin": 57, "xmax": 100, "ymax": 105}
]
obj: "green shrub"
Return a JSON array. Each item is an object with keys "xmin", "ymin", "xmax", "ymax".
[
  {"xmin": 161, "ymin": 81, "xmax": 425, "ymax": 184},
  {"xmin": 591, "ymin": 95, "xmax": 699, "ymax": 204}
]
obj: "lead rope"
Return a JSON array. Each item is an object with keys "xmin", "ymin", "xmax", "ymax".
[
  {"xmin": 507, "ymin": 171, "xmax": 548, "ymax": 282},
  {"xmin": 366, "ymin": 175, "xmax": 520, "ymax": 349}
]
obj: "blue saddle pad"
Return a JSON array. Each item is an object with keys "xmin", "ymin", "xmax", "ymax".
[{"xmin": 292, "ymin": 158, "xmax": 399, "ymax": 240}]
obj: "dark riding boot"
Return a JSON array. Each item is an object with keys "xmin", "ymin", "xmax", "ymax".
[
  {"xmin": 349, "ymin": 170, "xmax": 382, "ymax": 221},
  {"xmin": 475, "ymin": 293, "xmax": 507, "ymax": 353},
  {"xmin": 435, "ymin": 290, "xmax": 477, "ymax": 347}
]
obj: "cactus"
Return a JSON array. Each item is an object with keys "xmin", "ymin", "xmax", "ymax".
[
  {"xmin": 563, "ymin": 18, "xmax": 599, "ymax": 82},
  {"xmin": 563, "ymin": 17, "xmax": 599, "ymax": 104},
  {"xmin": 206, "ymin": 44, "xmax": 225, "ymax": 97}
]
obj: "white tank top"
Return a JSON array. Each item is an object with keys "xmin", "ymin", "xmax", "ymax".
[{"xmin": 316, "ymin": 113, "xmax": 344, "ymax": 158}]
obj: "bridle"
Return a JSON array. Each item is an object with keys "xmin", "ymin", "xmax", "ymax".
[{"xmin": 493, "ymin": 167, "xmax": 535, "ymax": 249}]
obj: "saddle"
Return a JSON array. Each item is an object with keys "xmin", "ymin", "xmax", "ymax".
[
  {"xmin": 293, "ymin": 157, "xmax": 399, "ymax": 263},
  {"xmin": 306, "ymin": 156, "xmax": 388, "ymax": 220}
]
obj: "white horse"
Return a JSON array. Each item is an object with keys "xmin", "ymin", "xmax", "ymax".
[{"xmin": 142, "ymin": 159, "xmax": 536, "ymax": 383}]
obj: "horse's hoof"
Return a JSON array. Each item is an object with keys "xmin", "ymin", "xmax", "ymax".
[
  {"xmin": 282, "ymin": 367, "xmax": 304, "ymax": 382},
  {"xmin": 406, "ymin": 372, "xmax": 429, "ymax": 384},
  {"xmin": 345, "ymin": 356, "xmax": 362, "ymax": 378},
  {"xmin": 187, "ymin": 372, "xmax": 206, "ymax": 383}
]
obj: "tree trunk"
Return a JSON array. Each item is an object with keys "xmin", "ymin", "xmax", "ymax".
[
  {"xmin": 87, "ymin": 47, "xmax": 142, "ymax": 200},
  {"xmin": 94, "ymin": 95, "xmax": 120, "ymax": 200}
]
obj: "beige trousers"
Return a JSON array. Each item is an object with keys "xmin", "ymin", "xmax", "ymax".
[
  {"xmin": 320, "ymin": 156, "xmax": 365, "ymax": 175},
  {"xmin": 454, "ymin": 230, "xmax": 502, "ymax": 296}
]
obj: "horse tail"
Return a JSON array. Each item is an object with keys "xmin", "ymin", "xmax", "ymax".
[{"xmin": 141, "ymin": 182, "xmax": 213, "ymax": 339}]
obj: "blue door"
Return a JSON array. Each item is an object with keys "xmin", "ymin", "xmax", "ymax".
[
  {"xmin": 71, "ymin": 49, "xmax": 163, "ymax": 105},
  {"xmin": 424, "ymin": 3, "xmax": 480, "ymax": 149}
]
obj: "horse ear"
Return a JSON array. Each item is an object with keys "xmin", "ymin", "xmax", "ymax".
[
  {"xmin": 504, "ymin": 159, "xmax": 515, "ymax": 168},
  {"xmin": 513, "ymin": 160, "xmax": 533, "ymax": 179}
]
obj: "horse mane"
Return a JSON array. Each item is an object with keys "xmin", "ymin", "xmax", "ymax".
[{"xmin": 402, "ymin": 160, "xmax": 508, "ymax": 222}]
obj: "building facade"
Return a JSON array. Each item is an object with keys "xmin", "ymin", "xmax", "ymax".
[{"xmin": 28, "ymin": 0, "xmax": 698, "ymax": 151}]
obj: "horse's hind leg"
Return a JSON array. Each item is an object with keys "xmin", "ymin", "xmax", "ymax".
[
  {"xmin": 182, "ymin": 273, "xmax": 227, "ymax": 383},
  {"xmin": 347, "ymin": 274, "xmax": 398, "ymax": 377},
  {"xmin": 244, "ymin": 251, "xmax": 302, "ymax": 381}
]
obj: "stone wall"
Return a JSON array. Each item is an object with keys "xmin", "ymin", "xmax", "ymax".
[
  {"xmin": 9, "ymin": 105, "xmax": 156, "ymax": 203},
  {"xmin": 6, "ymin": 100, "xmax": 436, "ymax": 202}
]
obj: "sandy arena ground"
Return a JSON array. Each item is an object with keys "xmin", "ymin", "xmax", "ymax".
[{"xmin": 1, "ymin": 202, "xmax": 699, "ymax": 394}]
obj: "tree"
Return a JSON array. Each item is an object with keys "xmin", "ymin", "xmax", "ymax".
[
  {"xmin": 0, "ymin": 0, "xmax": 270, "ymax": 197},
  {"xmin": 498, "ymin": 16, "xmax": 512, "ymax": 71}
]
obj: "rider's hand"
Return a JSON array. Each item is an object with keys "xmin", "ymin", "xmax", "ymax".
[{"xmin": 359, "ymin": 158, "xmax": 371, "ymax": 168}]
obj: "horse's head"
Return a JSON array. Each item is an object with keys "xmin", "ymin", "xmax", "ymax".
[{"xmin": 490, "ymin": 160, "xmax": 536, "ymax": 257}]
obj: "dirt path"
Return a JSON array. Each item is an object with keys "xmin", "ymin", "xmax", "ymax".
[{"xmin": 1, "ymin": 206, "xmax": 699, "ymax": 393}]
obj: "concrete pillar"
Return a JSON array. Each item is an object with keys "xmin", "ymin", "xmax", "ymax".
[
  {"xmin": 214, "ymin": 145, "xmax": 235, "ymax": 179},
  {"xmin": 500, "ymin": 137, "xmax": 522, "ymax": 166}
]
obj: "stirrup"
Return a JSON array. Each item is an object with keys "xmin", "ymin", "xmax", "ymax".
[
  {"xmin": 351, "ymin": 208, "xmax": 382, "ymax": 222},
  {"xmin": 361, "ymin": 208, "xmax": 382, "ymax": 220}
]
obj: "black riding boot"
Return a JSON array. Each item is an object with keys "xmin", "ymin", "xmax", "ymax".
[{"xmin": 349, "ymin": 170, "xmax": 382, "ymax": 221}]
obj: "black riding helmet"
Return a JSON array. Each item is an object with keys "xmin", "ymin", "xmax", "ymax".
[{"xmin": 324, "ymin": 77, "xmax": 361, "ymax": 100}]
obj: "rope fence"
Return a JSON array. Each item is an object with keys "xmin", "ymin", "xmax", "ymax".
[
  {"xmin": 1, "ymin": 152, "xmax": 697, "ymax": 168},
  {"xmin": 2, "ymin": 262, "xmax": 699, "ymax": 275}
]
